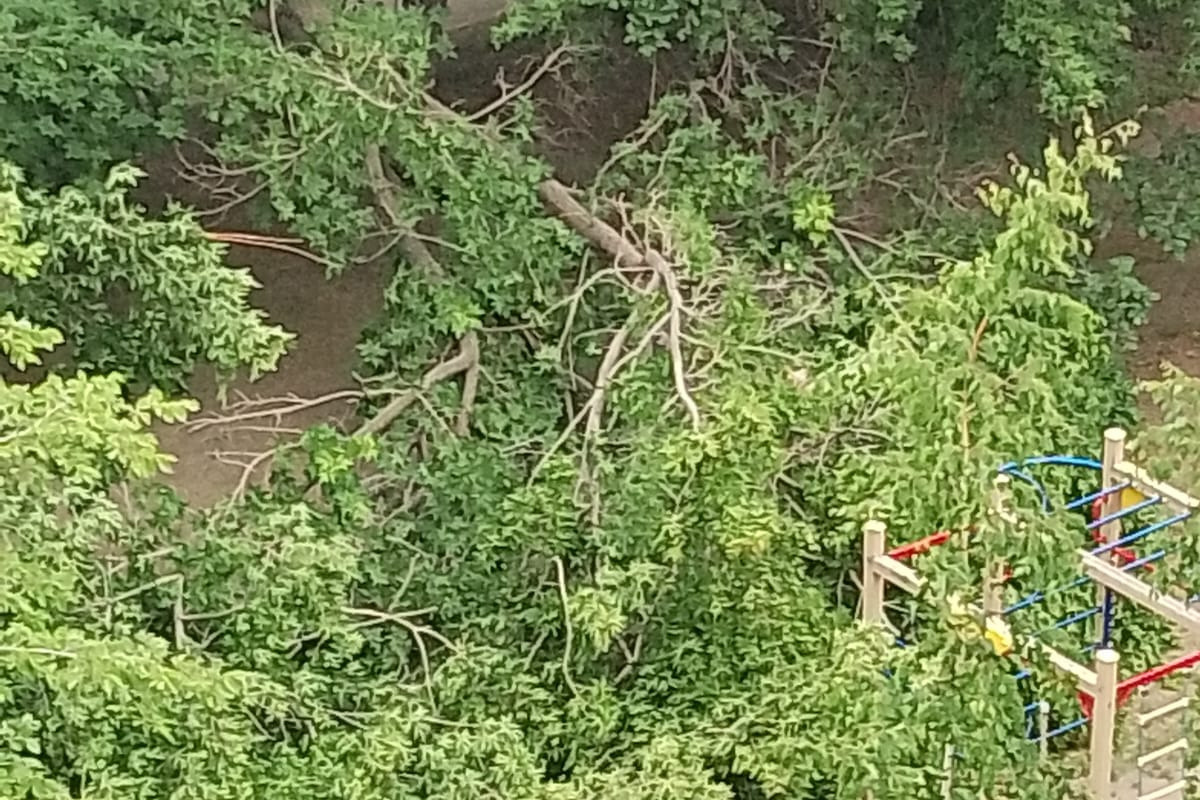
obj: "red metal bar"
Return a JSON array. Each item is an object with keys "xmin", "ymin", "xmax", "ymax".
[
  {"xmin": 1077, "ymin": 650, "xmax": 1200, "ymax": 718},
  {"xmin": 887, "ymin": 530, "xmax": 952, "ymax": 560},
  {"xmin": 1117, "ymin": 650, "xmax": 1200, "ymax": 706}
]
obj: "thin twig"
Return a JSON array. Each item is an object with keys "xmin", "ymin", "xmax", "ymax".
[
  {"xmin": 551, "ymin": 556, "xmax": 579, "ymax": 696},
  {"xmin": 86, "ymin": 573, "xmax": 181, "ymax": 608},
  {"xmin": 340, "ymin": 606, "xmax": 456, "ymax": 710},
  {"xmin": 180, "ymin": 606, "xmax": 246, "ymax": 622},
  {"xmin": 647, "ymin": 253, "xmax": 701, "ymax": 429},
  {"xmin": 831, "ymin": 226, "xmax": 918, "ymax": 347},
  {"xmin": 267, "ymin": 0, "xmax": 284, "ymax": 52},
  {"xmin": 186, "ymin": 390, "xmax": 366, "ymax": 433},
  {"xmin": 615, "ymin": 631, "xmax": 643, "ymax": 683},
  {"xmin": 204, "ymin": 231, "xmax": 340, "ymax": 270}
]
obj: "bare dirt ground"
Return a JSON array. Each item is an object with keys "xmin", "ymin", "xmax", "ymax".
[{"xmin": 133, "ymin": 157, "xmax": 389, "ymax": 506}]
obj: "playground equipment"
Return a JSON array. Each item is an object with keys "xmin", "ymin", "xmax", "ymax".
[
  {"xmin": 1135, "ymin": 681, "xmax": 1195, "ymax": 800},
  {"xmin": 861, "ymin": 428, "xmax": 1200, "ymax": 800}
]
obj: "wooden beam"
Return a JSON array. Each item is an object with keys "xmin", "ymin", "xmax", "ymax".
[
  {"xmin": 862, "ymin": 521, "xmax": 886, "ymax": 624},
  {"xmin": 872, "ymin": 555, "xmax": 924, "ymax": 595},
  {"xmin": 1136, "ymin": 737, "xmax": 1188, "ymax": 768},
  {"xmin": 1138, "ymin": 697, "xmax": 1190, "ymax": 727},
  {"xmin": 1079, "ymin": 552, "xmax": 1200, "ymax": 638},
  {"xmin": 1112, "ymin": 460, "xmax": 1199, "ymax": 514},
  {"xmin": 1042, "ymin": 643, "xmax": 1098, "ymax": 692},
  {"xmin": 1137, "ymin": 779, "xmax": 1188, "ymax": 800},
  {"xmin": 960, "ymin": 600, "xmax": 1097, "ymax": 690}
]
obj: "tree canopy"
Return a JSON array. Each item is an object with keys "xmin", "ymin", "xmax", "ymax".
[{"xmin": 2, "ymin": 1, "xmax": 1200, "ymax": 798}]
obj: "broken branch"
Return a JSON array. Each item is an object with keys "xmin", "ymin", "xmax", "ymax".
[{"xmin": 355, "ymin": 332, "xmax": 480, "ymax": 437}]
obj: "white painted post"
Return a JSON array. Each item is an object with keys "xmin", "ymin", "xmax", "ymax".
[
  {"xmin": 1038, "ymin": 701, "xmax": 1050, "ymax": 759},
  {"xmin": 1089, "ymin": 649, "xmax": 1120, "ymax": 800},
  {"xmin": 862, "ymin": 521, "xmax": 886, "ymax": 625}
]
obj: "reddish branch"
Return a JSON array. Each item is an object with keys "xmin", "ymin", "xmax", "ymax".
[{"xmin": 204, "ymin": 230, "xmax": 337, "ymax": 269}]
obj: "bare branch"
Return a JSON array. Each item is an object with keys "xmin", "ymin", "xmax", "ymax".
[
  {"xmin": 464, "ymin": 45, "xmax": 573, "ymax": 123},
  {"xmin": 205, "ymin": 231, "xmax": 341, "ymax": 270},
  {"xmin": 186, "ymin": 389, "xmax": 366, "ymax": 433},
  {"xmin": 455, "ymin": 358, "xmax": 479, "ymax": 436},
  {"xmin": 340, "ymin": 605, "xmax": 457, "ymax": 711},
  {"xmin": 80, "ymin": 573, "xmax": 181, "ymax": 611},
  {"xmin": 646, "ymin": 253, "xmax": 701, "ymax": 429},
  {"xmin": 267, "ymin": 0, "xmax": 285, "ymax": 52},
  {"xmin": 364, "ymin": 144, "xmax": 443, "ymax": 276},
  {"xmin": 355, "ymin": 332, "xmax": 480, "ymax": 437},
  {"xmin": 551, "ymin": 556, "xmax": 579, "ymax": 696},
  {"xmin": 211, "ymin": 448, "xmax": 277, "ymax": 498}
]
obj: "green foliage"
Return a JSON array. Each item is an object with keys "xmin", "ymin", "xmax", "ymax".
[
  {"xmin": 0, "ymin": 161, "xmax": 290, "ymax": 389},
  {"xmin": 494, "ymin": 0, "xmax": 786, "ymax": 59},
  {"xmin": 1070, "ymin": 256, "xmax": 1155, "ymax": 352},
  {"xmin": 1123, "ymin": 132, "xmax": 1200, "ymax": 258},
  {"xmin": 834, "ymin": 0, "xmax": 1149, "ymax": 120},
  {"xmin": 0, "ymin": 0, "xmax": 257, "ymax": 186},
  {"xmin": 0, "ymin": 2, "xmax": 1192, "ymax": 799}
]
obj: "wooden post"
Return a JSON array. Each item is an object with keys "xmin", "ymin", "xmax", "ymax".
[
  {"xmin": 1089, "ymin": 648, "xmax": 1120, "ymax": 800},
  {"xmin": 1096, "ymin": 429, "xmax": 1126, "ymax": 646},
  {"xmin": 862, "ymin": 521, "xmax": 886, "ymax": 624},
  {"xmin": 939, "ymin": 743, "xmax": 954, "ymax": 800},
  {"xmin": 1100, "ymin": 428, "xmax": 1127, "ymax": 541},
  {"xmin": 984, "ymin": 474, "xmax": 1012, "ymax": 616}
]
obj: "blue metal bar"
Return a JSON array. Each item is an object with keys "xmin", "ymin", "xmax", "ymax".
[
  {"xmin": 997, "ymin": 466, "xmax": 1051, "ymax": 512},
  {"xmin": 1024, "ymin": 701, "xmax": 1042, "ymax": 714},
  {"xmin": 1014, "ymin": 669, "xmax": 1031, "ymax": 680},
  {"xmin": 1092, "ymin": 513, "xmax": 1191, "ymax": 555},
  {"xmin": 1086, "ymin": 496, "xmax": 1163, "ymax": 530},
  {"xmin": 1004, "ymin": 575, "xmax": 1092, "ymax": 615},
  {"xmin": 1121, "ymin": 548, "xmax": 1167, "ymax": 572},
  {"xmin": 1036, "ymin": 606, "xmax": 1100, "ymax": 636},
  {"xmin": 1064, "ymin": 482, "xmax": 1132, "ymax": 511},
  {"xmin": 1030, "ymin": 716, "xmax": 1089, "ymax": 741},
  {"xmin": 1020, "ymin": 455, "xmax": 1103, "ymax": 470},
  {"xmin": 1004, "ymin": 591, "xmax": 1044, "ymax": 614}
]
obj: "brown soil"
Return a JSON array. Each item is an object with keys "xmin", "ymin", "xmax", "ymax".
[
  {"xmin": 1100, "ymin": 98, "xmax": 1200, "ymax": 393},
  {"xmin": 132, "ymin": 154, "xmax": 389, "ymax": 507},
  {"xmin": 1096, "ymin": 222, "xmax": 1200, "ymax": 385}
]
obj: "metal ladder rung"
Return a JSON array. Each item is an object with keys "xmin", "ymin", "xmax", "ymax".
[
  {"xmin": 1137, "ymin": 737, "xmax": 1189, "ymax": 768},
  {"xmin": 1137, "ymin": 779, "xmax": 1188, "ymax": 800},
  {"xmin": 1137, "ymin": 697, "xmax": 1190, "ymax": 726}
]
